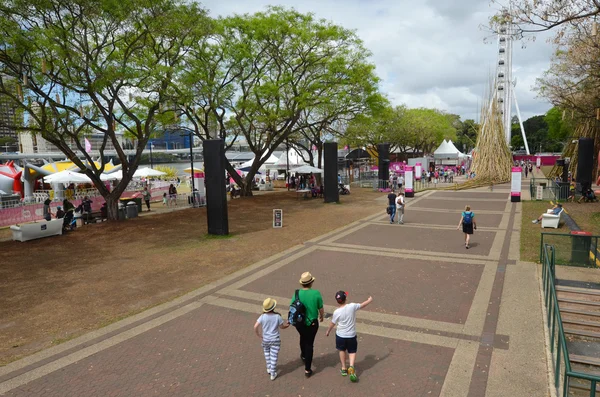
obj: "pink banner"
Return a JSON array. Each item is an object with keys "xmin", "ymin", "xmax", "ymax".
[
  {"xmin": 513, "ymin": 155, "xmax": 559, "ymax": 166},
  {"xmin": 0, "ymin": 187, "xmax": 169, "ymax": 227}
]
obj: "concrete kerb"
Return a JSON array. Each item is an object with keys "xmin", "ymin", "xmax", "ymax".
[{"xmin": 535, "ymin": 261, "xmax": 559, "ymax": 397}]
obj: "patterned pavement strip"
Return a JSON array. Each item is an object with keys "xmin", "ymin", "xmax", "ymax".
[{"xmin": 0, "ymin": 187, "xmax": 550, "ymax": 396}]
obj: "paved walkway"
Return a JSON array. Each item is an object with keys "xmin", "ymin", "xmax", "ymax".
[{"xmin": 0, "ymin": 185, "xmax": 550, "ymax": 396}]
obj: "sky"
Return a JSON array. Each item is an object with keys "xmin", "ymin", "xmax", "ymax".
[{"xmin": 198, "ymin": 0, "xmax": 555, "ymax": 122}]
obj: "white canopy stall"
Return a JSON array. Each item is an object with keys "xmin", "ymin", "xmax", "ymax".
[{"xmin": 434, "ymin": 140, "xmax": 465, "ymax": 166}]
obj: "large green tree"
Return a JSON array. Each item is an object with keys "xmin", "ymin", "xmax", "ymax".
[
  {"xmin": 344, "ymin": 106, "xmax": 457, "ymax": 156},
  {"xmin": 344, "ymin": 104, "xmax": 407, "ymax": 155},
  {"xmin": 177, "ymin": 7, "xmax": 380, "ymax": 195},
  {"xmin": 0, "ymin": 0, "xmax": 210, "ymax": 219}
]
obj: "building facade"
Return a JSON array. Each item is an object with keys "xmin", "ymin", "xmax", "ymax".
[{"xmin": 0, "ymin": 76, "xmax": 21, "ymax": 151}]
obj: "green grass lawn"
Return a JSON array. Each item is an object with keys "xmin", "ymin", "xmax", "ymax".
[{"xmin": 521, "ymin": 200, "xmax": 600, "ymax": 264}]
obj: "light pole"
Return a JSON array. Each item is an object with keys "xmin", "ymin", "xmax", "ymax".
[
  {"xmin": 188, "ymin": 130, "xmax": 196, "ymax": 206},
  {"xmin": 286, "ymin": 137, "xmax": 290, "ymax": 191},
  {"xmin": 149, "ymin": 140, "xmax": 154, "ymax": 169}
]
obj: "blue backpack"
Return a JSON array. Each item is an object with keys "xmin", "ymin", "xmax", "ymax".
[
  {"xmin": 463, "ymin": 212, "xmax": 473, "ymax": 225},
  {"xmin": 288, "ymin": 289, "xmax": 306, "ymax": 327}
]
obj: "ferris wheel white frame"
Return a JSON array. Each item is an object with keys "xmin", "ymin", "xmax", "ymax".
[{"xmin": 496, "ymin": 10, "xmax": 530, "ymax": 155}]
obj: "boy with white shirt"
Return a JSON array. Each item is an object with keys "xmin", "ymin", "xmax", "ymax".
[{"xmin": 326, "ymin": 291, "xmax": 373, "ymax": 382}]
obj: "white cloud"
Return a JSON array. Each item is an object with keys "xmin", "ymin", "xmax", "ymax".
[{"xmin": 198, "ymin": 0, "xmax": 555, "ymax": 121}]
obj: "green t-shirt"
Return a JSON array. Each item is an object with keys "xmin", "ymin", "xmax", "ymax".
[{"xmin": 291, "ymin": 289, "xmax": 323, "ymax": 326}]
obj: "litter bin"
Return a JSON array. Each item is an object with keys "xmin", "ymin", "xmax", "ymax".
[
  {"xmin": 571, "ymin": 231, "xmax": 592, "ymax": 266},
  {"xmin": 188, "ymin": 191, "xmax": 202, "ymax": 207},
  {"xmin": 126, "ymin": 201, "xmax": 138, "ymax": 219},
  {"xmin": 120, "ymin": 197, "xmax": 142, "ymax": 213},
  {"xmin": 118, "ymin": 203, "xmax": 127, "ymax": 221}
]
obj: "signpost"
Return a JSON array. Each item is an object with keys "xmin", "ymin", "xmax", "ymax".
[
  {"xmin": 511, "ymin": 167, "xmax": 522, "ymax": 202},
  {"xmin": 273, "ymin": 209, "xmax": 283, "ymax": 228},
  {"xmin": 536, "ymin": 185, "xmax": 543, "ymax": 200},
  {"xmin": 415, "ymin": 162, "xmax": 422, "ymax": 180},
  {"xmin": 404, "ymin": 166, "xmax": 414, "ymax": 197}
]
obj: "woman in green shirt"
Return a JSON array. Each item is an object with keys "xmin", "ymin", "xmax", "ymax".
[{"xmin": 291, "ymin": 272, "xmax": 324, "ymax": 377}]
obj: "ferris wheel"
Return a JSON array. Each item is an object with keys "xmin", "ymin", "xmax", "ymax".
[{"xmin": 495, "ymin": 11, "xmax": 530, "ymax": 154}]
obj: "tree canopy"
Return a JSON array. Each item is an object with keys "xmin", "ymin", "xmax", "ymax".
[
  {"xmin": 344, "ymin": 105, "xmax": 458, "ymax": 156},
  {"xmin": 0, "ymin": 0, "xmax": 211, "ymax": 219},
  {"xmin": 489, "ymin": 0, "xmax": 600, "ymax": 37},
  {"xmin": 176, "ymin": 7, "xmax": 380, "ymax": 194}
]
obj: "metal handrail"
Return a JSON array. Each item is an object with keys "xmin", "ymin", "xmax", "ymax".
[
  {"xmin": 542, "ymin": 243, "xmax": 600, "ymax": 396},
  {"xmin": 540, "ymin": 232, "xmax": 599, "ymax": 268}
]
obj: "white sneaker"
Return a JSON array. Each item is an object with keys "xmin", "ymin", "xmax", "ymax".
[
  {"xmin": 532, "ymin": 220, "xmax": 538, "ymax": 224},
  {"xmin": 270, "ymin": 372, "xmax": 277, "ymax": 381}
]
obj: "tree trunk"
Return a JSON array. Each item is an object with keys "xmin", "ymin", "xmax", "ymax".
[
  {"xmin": 317, "ymin": 145, "xmax": 323, "ymax": 169},
  {"xmin": 224, "ymin": 161, "xmax": 252, "ymax": 197},
  {"xmin": 105, "ymin": 194, "xmax": 119, "ymax": 221},
  {"xmin": 242, "ymin": 174, "xmax": 254, "ymax": 196}
]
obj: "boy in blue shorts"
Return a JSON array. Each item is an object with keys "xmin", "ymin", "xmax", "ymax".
[{"xmin": 326, "ymin": 291, "xmax": 373, "ymax": 382}]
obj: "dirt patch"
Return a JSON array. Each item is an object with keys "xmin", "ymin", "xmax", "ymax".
[{"xmin": 0, "ymin": 189, "xmax": 380, "ymax": 365}]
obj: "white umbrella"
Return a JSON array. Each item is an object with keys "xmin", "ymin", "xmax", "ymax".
[
  {"xmin": 133, "ymin": 167, "xmax": 166, "ymax": 178},
  {"xmin": 100, "ymin": 172, "xmax": 122, "ymax": 181},
  {"xmin": 44, "ymin": 170, "xmax": 92, "ymax": 184},
  {"xmin": 292, "ymin": 165, "xmax": 324, "ymax": 174}
]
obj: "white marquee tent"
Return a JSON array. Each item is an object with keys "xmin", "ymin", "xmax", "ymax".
[
  {"xmin": 238, "ymin": 153, "xmax": 280, "ymax": 169},
  {"xmin": 433, "ymin": 140, "xmax": 469, "ymax": 165},
  {"xmin": 266, "ymin": 149, "xmax": 310, "ymax": 170}
]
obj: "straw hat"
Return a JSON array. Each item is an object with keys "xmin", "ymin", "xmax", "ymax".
[
  {"xmin": 299, "ymin": 272, "xmax": 315, "ymax": 285},
  {"xmin": 262, "ymin": 297, "xmax": 277, "ymax": 312}
]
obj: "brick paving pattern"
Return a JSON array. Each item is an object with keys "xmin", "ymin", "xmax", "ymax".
[
  {"xmin": 333, "ymin": 223, "xmax": 496, "ymax": 256},
  {"xmin": 0, "ymin": 187, "xmax": 550, "ymax": 397}
]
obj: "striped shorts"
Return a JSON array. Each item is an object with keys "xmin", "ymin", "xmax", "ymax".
[{"xmin": 262, "ymin": 340, "xmax": 281, "ymax": 374}]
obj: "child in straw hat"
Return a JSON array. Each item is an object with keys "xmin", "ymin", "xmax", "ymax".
[{"xmin": 254, "ymin": 297, "xmax": 290, "ymax": 381}]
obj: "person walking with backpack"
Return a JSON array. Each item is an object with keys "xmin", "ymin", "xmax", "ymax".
[
  {"xmin": 289, "ymin": 272, "xmax": 324, "ymax": 377},
  {"xmin": 387, "ymin": 190, "xmax": 397, "ymax": 224},
  {"xmin": 457, "ymin": 205, "xmax": 476, "ymax": 249},
  {"xmin": 254, "ymin": 298, "xmax": 290, "ymax": 381}
]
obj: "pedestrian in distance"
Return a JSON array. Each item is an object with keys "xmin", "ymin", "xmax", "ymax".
[
  {"xmin": 387, "ymin": 190, "xmax": 397, "ymax": 224},
  {"xmin": 290, "ymin": 272, "xmax": 324, "ymax": 377},
  {"xmin": 142, "ymin": 187, "xmax": 151, "ymax": 211},
  {"xmin": 168, "ymin": 184, "xmax": 178, "ymax": 206},
  {"xmin": 43, "ymin": 198, "xmax": 52, "ymax": 221},
  {"xmin": 396, "ymin": 191, "xmax": 405, "ymax": 224},
  {"xmin": 326, "ymin": 291, "xmax": 373, "ymax": 382},
  {"xmin": 532, "ymin": 203, "xmax": 562, "ymax": 223},
  {"xmin": 254, "ymin": 298, "xmax": 290, "ymax": 381},
  {"xmin": 457, "ymin": 205, "xmax": 476, "ymax": 249}
]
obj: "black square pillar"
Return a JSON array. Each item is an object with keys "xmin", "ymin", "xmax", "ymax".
[
  {"xmin": 324, "ymin": 142, "xmax": 339, "ymax": 203},
  {"xmin": 577, "ymin": 138, "xmax": 594, "ymax": 185},
  {"xmin": 378, "ymin": 143, "xmax": 390, "ymax": 183},
  {"xmin": 203, "ymin": 139, "xmax": 228, "ymax": 235}
]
